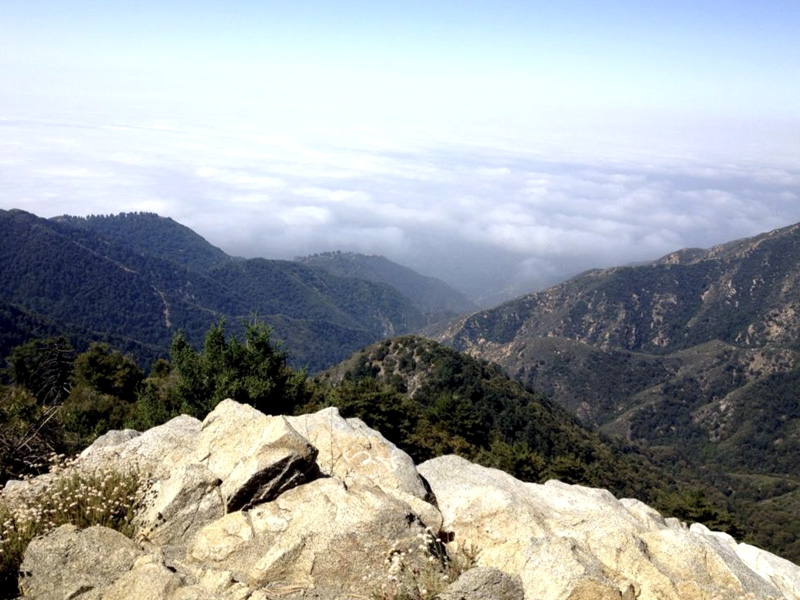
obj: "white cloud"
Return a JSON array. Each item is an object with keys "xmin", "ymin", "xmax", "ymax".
[
  {"xmin": 195, "ymin": 168, "xmax": 285, "ymax": 190},
  {"xmin": 2, "ymin": 112, "xmax": 800, "ymax": 302},
  {"xmin": 476, "ymin": 166, "xmax": 511, "ymax": 177},
  {"xmin": 292, "ymin": 187, "xmax": 371, "ymax": 203},
  {"xmin": 36, "ymin": 167, "xmax": 110, "ymax": 179},
  {"xmin": 278, "ymin": 206, "xmax": 332, "ymax": 227},
  {"xmin": 226, "ymin": 194, "xmax": 273, "ymax": 206}
]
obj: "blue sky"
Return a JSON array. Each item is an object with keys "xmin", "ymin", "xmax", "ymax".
[
  {"xmin": 4, "ymin": 0, "xmax": 799, "ymax": 125},
  {"xmin": 2, "ymin": 1, "xmax": 799, "ymax": 302}
]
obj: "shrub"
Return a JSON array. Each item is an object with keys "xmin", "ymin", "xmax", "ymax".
[
  {"xmin": 0, "ymin": 456, "xmax": 144, "ymax": 598},
  {"xmin": 0, "ymin": 386, "xmax": 65, "ymax": 482},
  {"xmin": 132, "ymin": 320, "xmax": 308, "ymax": 428}
]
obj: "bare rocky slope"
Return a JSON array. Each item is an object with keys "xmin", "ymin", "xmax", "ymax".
[
  {"xmin": 437, "ymin": 222, "xmax": 800, "ymax": 358},
  {"xmin": 4, "ymin": 400, "xmax": 800, "ymax": 600},
  {"xmin": 433, "ymin": 222, "xmax": 800, "ymax": 429},
  {"xmin": 431, "ymin": 222, "xmax": 800, "ymax": 559}
]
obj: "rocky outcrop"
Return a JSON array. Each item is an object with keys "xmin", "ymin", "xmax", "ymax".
[
  {"xmin": 192, "ymin": 401, "xmax": 320, "ymax": 512},
  {"xmin": 286, "ymin": 406, "xmax": 441, "ymax": 530},
  {"xmin": 735, "ymin": 541, "xmax": 800, "ymax": 598},
  {"xmin": 79, "ymin": 415, "xmax": 201, "ymax": 478},
  {"xmin": 19, "ymin": 525, "xmax": 144, "ymax": 600},
  {"xmin": 17, "ymin": 401, "xmax": 441, "ymax": 599},
  {"xmin": 436, "ymin": 567, "xmax": 524, "ymax": 600},
  {"xmin": 418, "ymin": 454, "xmax": 790, "ymax": 600},
  {"xmin": 188, "ymin": 477, "xmax": 430, "ymax": 589},
  {"xmin": 13, "ymin": 401, "xmax": 800, "ymax": 600}
]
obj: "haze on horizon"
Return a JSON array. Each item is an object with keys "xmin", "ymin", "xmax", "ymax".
[{"xmin": 1, "ymin": 0, "xmax": 799, "ymax": 304}]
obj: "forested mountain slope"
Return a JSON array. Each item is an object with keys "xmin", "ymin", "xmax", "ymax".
[
  {"xmin": 0, "ymin": 300, "xmax": 165, "ymax": 368},
  {"xmin": 0, "ymin": 209, "xmax": 426, "ymax": 371},
  {"xmin": 52, "ymin": 212, "xmax": 234, "ymax": 272},
  {"xmin": 317, "ymin": 335, "xmax": 680, "ymax": 506}
]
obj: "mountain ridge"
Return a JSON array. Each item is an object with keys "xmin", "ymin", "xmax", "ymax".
[
  {"xmin": 295, "ymin": 250, "xmax": 477, "ymax": 319},
  {"xmin": 51, "ymin": 212, "xmax": 235, "ymax": 272},
  {"xmin": 430, "ymin": 219, "xmax": 800, "ymax": 559},
  {"xmin": 438, "ymin": 220, "xmax": 800, "ymax": 355},
  {"xmin": 0, "ymin": 209, "xmax": 441, "ymax": 371}
]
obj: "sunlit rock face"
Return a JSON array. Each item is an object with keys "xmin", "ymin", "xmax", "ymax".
[
  {"xmin": 419, "ymin": 454, "xmax": 797, "ymax": 600},
  {"xmin": 13, "ymin": 400, "xmax": 800, "ymax": 600}
]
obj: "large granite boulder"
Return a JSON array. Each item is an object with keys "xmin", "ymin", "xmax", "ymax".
[
  {"xmin": 15, "ymin": 403, "xmax": 800, "ymax": 600},
  {"xmin": 737, "ymin": 541, "xmax": 800, "ymax": 598},
  {"xmin": 19, "ymin": 525, "xmax": 143, "ymax": 600},
  {"xmin": 192, "ymin": 400, "xmax": 320, "ymax": 512},
  {"xmin": 287, "ymin": 407, "xmax": 441, "ymax": 530},
  {"xmin": 17, "ymin": 402, "xmax": 446, "ymax": 599},
  {"xmin": 79, "ymin": 400, "xmax": 322, "ymax": 554},
  {"xmin": 418, "ymin": 454, "xmax": 793, "ymax": 600},
  {"xmin": 80, "ymin": 415, "xmax": 201, "ymax": 478},
  {"xmin": 136, "ymin": 462, "xmax": 225, "ymax": 554},
  {"xmin": 18, "ymin": 526, "xmax": 260, "ymax": 600},
  {"xmin": 82, "ymin": 400, "xmax": 321, "ymax": 514},
  {"xmin": 189, "ymin": 476, "xmax": 432, "ymax": 590}
]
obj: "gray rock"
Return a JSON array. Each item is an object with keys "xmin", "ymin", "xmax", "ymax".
[
  {"xmin": 19, "ymin": 525, "xmax": 142, "ymax": 600},
  {"xmin": 136, "ymin": 463, "xmax": 225, "ymax": 558},
  {"xmin": 436, "ymin": 567, "xmax": 523, "ymax": 600},
  {"xmin": 286, "ymin": 407, "xmax": 427, "ymax": 497},
  {"xmin": 287, "ymin": 407, "xmax": 441, "ymax": 530},
  {"xmin": 737, "ymin": 541, "xmax": 800, "ymax": 598},
  {"xmin": 100, "ymin": 555, "xmax": 183, "ymax": 600},
  {"xmin": 78, "ymin": 401, "xmax": 323, "ymax": 555},
  {"xmin": 87, "ymin": 429, "xmax": 141, "ymax": 450},
  {"xmin": 193, "ymin": 400, "xmax": 321, "ymax": 511}
]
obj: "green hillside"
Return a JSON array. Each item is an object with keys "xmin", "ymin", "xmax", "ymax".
[
  {"xmin": 0, "ymin": 209, "xmax": 426, "ymax": 371},
  {"xmin": 52, "ymin": 212, "xmax": 233, "ymax": 272},
  {"xmin": 316, "ymin": 336, "xmax": 681, "ymax": 505}
]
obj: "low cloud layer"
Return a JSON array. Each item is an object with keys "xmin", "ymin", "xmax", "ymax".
[{"xmin": 2, "ymin": 114, "xmax": 799, "ymax": 305}]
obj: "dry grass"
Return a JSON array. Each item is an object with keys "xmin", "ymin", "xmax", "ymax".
[
  {"xmin": 372, "ymin": 527, "xmax": 479, "ymax": 600},
  {"xmin": 0, "ymin": 454, "xmax": 144, "ymax": 598}
]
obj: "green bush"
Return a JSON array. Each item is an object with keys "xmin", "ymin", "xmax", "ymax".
[
  {"xmin": 6, "ymin": 337, "xmax": 74, "ymax": 406},
  {"xmin": 131, "ymin": 320, "xmax": 308, "ymax": 428}
]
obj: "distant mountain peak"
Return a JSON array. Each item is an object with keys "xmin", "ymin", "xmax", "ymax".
[
  {"xmin": 52, "ymin": 211, "xmax": 232, "ymax": 272},
  {"xmin": 295, "ymin": 250, "xmax": 477, "ymax": 317}
]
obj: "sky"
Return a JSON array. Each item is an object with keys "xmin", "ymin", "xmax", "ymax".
[{"xmin": 1, "ymin": 1, "xmax": 799, "ymax": 304}]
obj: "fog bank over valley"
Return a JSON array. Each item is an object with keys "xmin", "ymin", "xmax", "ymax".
[{"xmin": 2, "ymin": 112, "xmax": 798, "ymax": 305}]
